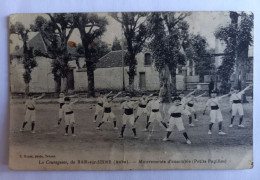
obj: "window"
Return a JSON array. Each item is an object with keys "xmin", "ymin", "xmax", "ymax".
[
  {"xmin": 177, "ymin": 66, "xmax": 182, "ymax": 74},
  {"xmin": 144, "ymin": 53, "xmax": 152, "ymax": 66}
]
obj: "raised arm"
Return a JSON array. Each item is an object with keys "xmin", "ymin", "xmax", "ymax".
[
  {"xmin": 111, "ymin": 92, "xmax": 122, "ymax": 101},
  {"xmin": 145, "ymin": 93, "xmax": 154, "ymax": 101},
  {"xmin": 195, "ymin": 92, "xmax": 206, "ymax": 99},
  {"xmin": 71, "ymin": 96, "xmax": 80, "ymax": 104},
  {"xmin": 104, "ymin": 91, "xmax": 113, "ymax": 98},
  {"xmin": 241, "ymin": 85, "xmax": 252, "ymax": 93},
  {"xmin": 182, "ymin": 99, "xmax": 189, "ymax": 106},
  {"xmin": 185, "ymin": 89, "xmax": 196, "ymax": 98},
  {"xmin": 130, "ymin": 101, "xmax": 139, "ymax": 109},
  {"xmin": 35, "ymin": 93, "xmax": 45, "ymax": 100}
]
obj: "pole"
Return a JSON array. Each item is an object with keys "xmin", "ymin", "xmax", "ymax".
[{"xmin": 121, "ymin": 23, "xmax": 125, "ymax": 91}]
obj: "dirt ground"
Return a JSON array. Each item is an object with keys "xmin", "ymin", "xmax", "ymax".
[{"xmin": 9, "ymin": 97, "xmax": 253, "ymax": 170}]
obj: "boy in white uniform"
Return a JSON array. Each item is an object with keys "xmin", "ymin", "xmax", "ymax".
[
  {"xmin": 20, "ymin": 93, "xmax": 45, "ymax": 133},
  {"xmin": 57, "ymin": 93, "xmax": 77, "ymax": 126},
  {"xmin": 120, "ymin": 95, "xmax": 139, "ymax": 139},
  {"xmin": 96, "ymin": 92, "xmax": 122, "ymax": 130},
  {"xmin": 143, "ymin": 93, "xmax": 168, "ymax": 131},
  {"xmin": 134, "ymin": 93, "xmax": 153, "ymax": 123},
  {"xmin": 62, "ymin": 96, "xmax": 80, "ymax": 136},
  {"xmin": 203, "ymin": 90, "xmax": 230, "ymax": 135},
  {"xmin": 163, "ymin": 96, "xmax": 192, "ymax": 144},
  {"xmin": 229, "ymin": 85, "xmax": 252, "ymax": 128},
  {"xmin": 93, "ymin": 91, "xmax": 112, "ymax": 123},
  {"xmin": 185, "ymin": 92, "xmax": 206, "ymax": 126}
]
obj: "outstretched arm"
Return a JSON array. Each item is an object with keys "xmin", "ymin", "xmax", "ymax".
[
  {"xmin": 185, "ymin": 89, "xmax": 197, "ymax": 98},
  {"xmin": 195, "ymin": 92, "xmax": 206, "ymax": 99},
  {"xmin": 240, "ymin": 85, "xmax": 252, "ymax": 94},
  {"xmin": 71, "ymin": 96, "xmax": 80, "ymax": 104},
  {"xmin": 145, "ymin": 93, "xmax": 154, "ymax": 101},
  {"xmin": 35, "ymin": 93, "xmax": 45, "ymax": 100},
  {"xmin": 133, "ymin": 100, "xmax": 141, "ymax": 109},
  {"xmin": 111, "ymin": 92, "xmax": 122, "ymax": 101},
  {"xmin": 104, "ymin": 91, "xmax": 113, "ymax": 98}
]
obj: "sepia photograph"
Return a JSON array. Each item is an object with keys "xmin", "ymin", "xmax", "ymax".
[{"xmin": 9, "ymin": 11, "xmax": 254, "ymax": 170}]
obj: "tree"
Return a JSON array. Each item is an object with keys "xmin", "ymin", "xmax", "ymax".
[
  {"xmin": 10, "ymin": 22, "xmax": 37, "ymax": 95},
  {"xmin": 111, "ymin": 12, "xmax": 150, "ymax": 89},
  {"xmin": 76, "ymin": 38, "xmax": 111, "ymax": 67},
  {"xmin": 215, "ymin": 11, "xmax": 253, "ymax": 94},
  {"xmin": 31, "ymin": 13, "xmax": 75, "ymax": 93},
  {"xmin": 73, "ymin": 13, "xmax": 108, "ymax": 97},
  {"xmin": 111, "ymin": 37, "xmax": 122, "ymax": 51},
  {"xmin": 148, "ymin": 12, "xmax": 190, "ymax": 99},
  {"xmin": 184, "ymin": 34, "xmax": 215, "ymax": 82},
  {"xmin": 93, "ymin": 39, "xmax": 111, "ymax": 58}
]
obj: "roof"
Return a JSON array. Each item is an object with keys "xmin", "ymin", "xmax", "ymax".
[
  {"xmin": 12, "ymin": 33, "xmax": 47, "ymax": 56},
  {"xmin": 12, "ymin": 33, "xmax": 81, "ymax": 57},
  {"xmin": 96, "ymin": 50, "xmax": 127, "ymax": 68}
]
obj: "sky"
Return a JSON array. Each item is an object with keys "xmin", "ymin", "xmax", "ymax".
[{"xmin": 9, "ymin": 11, "xmax": 231, "ymax": 53}]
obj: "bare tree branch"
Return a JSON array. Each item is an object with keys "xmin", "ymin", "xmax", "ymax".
[{"xmin": 47, "ymin": 13, "xmax": 62, "ymax": 34}]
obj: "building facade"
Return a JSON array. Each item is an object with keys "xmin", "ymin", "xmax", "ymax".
[{"xmin": 10, "ymin": 33, "xmax": 200, "ymax": 94}]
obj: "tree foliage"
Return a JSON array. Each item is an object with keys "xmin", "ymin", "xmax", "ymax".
[
  {"xmin": 31, "ymin": 13, "xmax": 75, "ymax": 93},
  {"xmin": 148, "ymin": 12, "xmax": 190, "ymax": 96},
  {"xmin": 215, "ymin": 11, "xmax": 253, "ymax": 93},
  {"xmin": 111, "ymin": 37, "xmax": 122, "ymax": 51},
  {"xmin": 76, "ymin": 38, "xmax": 111, "ymax": 67},
  {"xmin": 10, "ymin": 22, "xmax": 37, "ymax": 94},
  {"xmin": 73, "ymin": 13, "xmax": 108, "ymax": 97},
  {"xmin": 184, "ymin": 34, "xmax": 215, "ymax": 82},
  {"xmin": 111, "ymin": 12, "xmax": 150, "ymax": 87}
]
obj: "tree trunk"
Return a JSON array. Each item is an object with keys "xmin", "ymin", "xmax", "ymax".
[
  {"xmin": 238, "ymin": 45, "xmax": 249, "ymax": 103},
  {"xmin": 128, "ymin": 54, "xmax": 136, "ymax": 91},
  {"xmin": 165, "ymin": 65, "xmax": 172, "ymax": 99},
  {"xmin": 25, "ymin": 83, "xmax": 29, "ymax": 96},
  {"xmin": 84, "ymin": 48, "xmax": 95, "ymax": 97},
  {"xmin": 78, "ymin": 26, "xmax": 96, "ymax": 97},
  {"xmin": 128, "ymin": 70, "xmax": 135, "ymax": 90},
  {"xmin": 62, "ymin": 77, "xmax": 68, "ymax": 93},
  {"xmin": 55, "ymin": 77, "xmax": 61, "ymax": 95},
  {"xmin": 159, "ymin": 68, "xmax": 168, "ymax": 102},
  {"xmin": 169, "ymin": 65, "xmax": 177, "ymax": 93},
  {"xmin": 162, "ymin": 64, "xmax": 177, "ymax": 101},
  {"xmin": 87, "ymin": 66, "xmax": 95, "ymax": 97}
]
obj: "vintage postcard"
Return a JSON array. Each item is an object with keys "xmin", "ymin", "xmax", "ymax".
[{"xmin": 9, "ymin": 11, "xmax": 253, "ymax": 170}]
